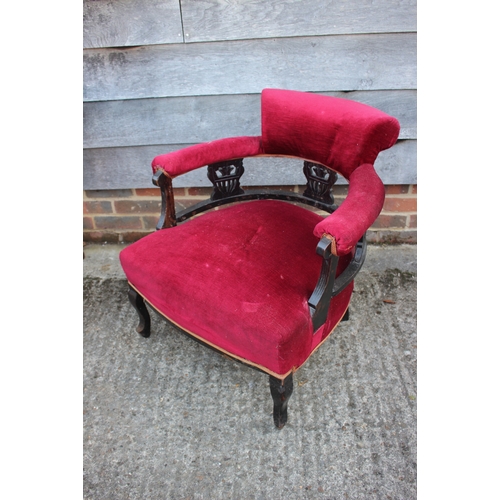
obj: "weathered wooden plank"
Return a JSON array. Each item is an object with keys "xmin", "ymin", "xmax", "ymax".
[
  {"xmin": 83, "ymin": 140, "xmax": 416, "ymax": 190},
  {"xmin": 181, "ymin": 0, "xmax": 417, "ymax": 43},
  {"xmin": 83, "ymin": 90, "xmax": 416, "ymax": 149},
  {"xmin": 83, "ymin": 0, "xmax": 183, "ymax": 48},
  {"xmin": 83, "ymin": 33, "xmax": 416, "ymax": 101}
]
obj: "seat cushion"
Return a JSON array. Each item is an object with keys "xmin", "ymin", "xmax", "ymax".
[{"xmin": 120, "ymin": 200, "xmax": 354, "ymax": 377}]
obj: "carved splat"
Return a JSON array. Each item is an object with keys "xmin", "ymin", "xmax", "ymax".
[
  {"xmin": 303, "ymin": 161, "xmax": 338, "ymax": 205},
  {"xmin": 207, "ymin": 159, "xmax": 245, "ymax": 200}
]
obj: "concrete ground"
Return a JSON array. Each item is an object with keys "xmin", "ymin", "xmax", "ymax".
[{"xmin": 83, "ymin": 243, "xmax": 417, "ymax": 500}]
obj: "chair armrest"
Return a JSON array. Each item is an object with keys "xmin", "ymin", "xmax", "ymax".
[
  {"xmin": 313, "ymin": 163, "xmax": 385, "ymax": 256},
  {"xmin": 152, "ymin": 136, "xmax": 263, "ymax": 178}
]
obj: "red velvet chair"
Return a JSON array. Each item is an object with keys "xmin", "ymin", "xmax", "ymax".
[{"xmin": 119, "ymin": 89, "xmax": 400, "ymax": 428}]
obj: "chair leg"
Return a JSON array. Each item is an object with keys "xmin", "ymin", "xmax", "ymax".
[
  {"xmin": 127, "ymin": 286, "xmax": 151, "ymax": 338},
  {"xmin": 269, "ymin": 373, "xmax": 294, "ymax": 429},
  {"xmin": 341, "ymin": 307, "xmax": 350, "ymax": 322}
]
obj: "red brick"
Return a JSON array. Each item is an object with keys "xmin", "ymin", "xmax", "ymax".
[
  {"xmin": 83, "ymin": 201, "xmax": 113, "ymax": 214},
  {"xmin": 94, "ymin": 216, "xmax": 143, "ymax": 230},
  {"xmin": 409, "ymin": 214, "xmax": 417, "ymax": 228},
  {"xmin": 385, "ymin": 185, "xmax": 409, "ymax": 194},
  {"xmin": 365, "ymin": 231, "xmax": 379, "ymax": 243},
  {"xmin": 175, "ymin": 197, "xmax": 203, "ymax": 211},
  {"xmin": 142, "ymin": 216, "xmax": 160, "ymax": 230},
  {"xmin": 383, "ymin": 197, "xmax": 417, "ymax": 212},
  {"xmin": 377, "ymin": 230, "xmax": 417, "ymax": 245},
  {"xmin": 120, "ymin": 231, "xmax": 154, "ymax": 242},
  {"xmin": 114, "ymin": 200, "xmax": 162, "ymax": 214},
  {"xmin": 411, "ymin": 185, "xmax": 417, "ymax": 194},
  {"xmin": 83, "ymin": 217, "xmax": 94, "ymax": 230},
  {"xmin": 83, "ymin": 231, "xmax": 120, "ymax": 243},
  {"xmin": 371, "ymin": 215, "xmax": 407, "ymax": 229},
  {"xmin": 85, "ymin": 189, "xmax": 133, "ymax": 198},
  {"xmin": 243, "ymin": 185, "xmax": 297, "ymax": 192},
  {"xmin": 135, "ymin": 188, "xmax": 160, "ymax": 196},
  {"xmin": 187, "ymin": 187, "xmax": 213, "ymax": 197}
]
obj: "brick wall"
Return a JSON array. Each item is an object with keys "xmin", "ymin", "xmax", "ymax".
[{"xmin": 83, "ymin": 184, "xmax": 417, "ymax": 244}]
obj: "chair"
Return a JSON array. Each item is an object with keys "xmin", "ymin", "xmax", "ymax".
[{"xmin": 119, "ymin": 89, "xmax": 400, "ymax": 428}]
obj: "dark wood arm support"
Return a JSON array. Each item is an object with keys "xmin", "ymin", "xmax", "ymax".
[
  {"xmin": 331, "ymin": 235, "xmax": 367, "ymax": 296},
  {"xmin": 153, "ymin": 170, "xmax": 177, "ymax": 230},
  {"xmin": 308, "ymin": 234, "xmax": 367, "ymax": 333},
  {"xmin": 308, "ymin": 236, "xmax": 339, "ymax": 332}
]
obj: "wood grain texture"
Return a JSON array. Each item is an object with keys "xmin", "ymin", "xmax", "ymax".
[
  {"xmin": 83, "ymin": 33, "xmax": 416, "ymax": 101},
  {"xmin": 83, "ymin": 140, "xmax": 416, "ymax": 190},
  {"xmin": 83, "ymin": 90, "xmax": 416, "ymax": 149},
  {"xmin": 180, "ymin": 0, "xmax": 417, "ymax": 42},
  {"xmin": 83, "ymin": 0, "xmax": 183, "ymax": 48}
]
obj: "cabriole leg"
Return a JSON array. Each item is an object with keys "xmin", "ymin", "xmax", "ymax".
[
  {"xmin": 127, "ymin": 286, "xmax": 151, "ymax": 338},
  {"xmin": 269, "ymin": 373, "xmax": 294, "ymax": 429}
]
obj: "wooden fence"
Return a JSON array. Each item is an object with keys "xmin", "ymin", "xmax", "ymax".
[{"xmin": 83, "ymin": 0, "xmax": 417, "ymax": 190}]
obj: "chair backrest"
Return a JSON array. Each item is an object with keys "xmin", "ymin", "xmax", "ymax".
[{"xmin": 260, "ymin": 89, "xmax": 400, "ymax": 179}]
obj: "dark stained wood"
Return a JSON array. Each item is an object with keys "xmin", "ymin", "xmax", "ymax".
[
  {"xmin": 331, "ymin": 237, "xmax": 367, "ymax": 296},
  {"xmin": 175, "ymin": 189, "xmax": 338, "ymax": 224},
  {"xmin": 303, "ymin": 162, "xmax": 338, "ymax": 205},
  {"xmin": 153, "ymin": 171, "xmax": 177, "ymax": 229},
  {"xmin": 207, "ymin": 160, "xmax": 245, "ymax": 200},
  {"xmin": 341, "ymin": 308, "xmax": 350, "ymax": 322},
  {"xmin": 308, "ymin": 238, "xmax": 339, "ymax": 332},
  {"xmin": 127, "ymin": 286, "xmax": 151, "ymax": 338},
  {"xmin": 269, "ymin": 373, "xmax": 294, "ymax": 429}
]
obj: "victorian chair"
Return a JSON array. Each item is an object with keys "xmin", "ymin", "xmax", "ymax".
[{"xmin": 119, "ymin": 89, "xmax": 400, "ymax": 428}]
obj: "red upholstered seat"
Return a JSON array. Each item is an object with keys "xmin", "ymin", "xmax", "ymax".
[{"xmin": 120, "ymin": 200, "xmax": 353, "ymax": 377}]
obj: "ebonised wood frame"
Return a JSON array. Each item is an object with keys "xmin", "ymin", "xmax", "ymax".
[{"xmin": 132, "ymin": 158, "xmax": 367, "ymax": 428}]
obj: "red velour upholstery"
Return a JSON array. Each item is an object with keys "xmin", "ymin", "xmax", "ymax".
[
  {"xmin": 120, "ymin": 200, "xmax": 353, "ymax": 377},
  {"xmin": 150, "ymin": 89, "xmax": 399, "ymax": 256},
  {"xmin": 152, "ymin": 136, "xmax": 263, "ymax": 178},
  {"xmin": 260, "ymin": 88, "xmax": 400, "ymax": 179},
  {"xmin": 260, "ymin": 89, "xmax": 400, "ymax": 256},
  {"xmin": 313, "ymin": 163, "xmax": 386, "ymax": 255}
]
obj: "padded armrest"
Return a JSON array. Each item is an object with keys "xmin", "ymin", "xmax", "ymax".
[
  {"xmin": 313, "ymin": 163, "xmax": 385, "ymax": 256},
  {"xmin": 152, "ymin": 136, "xmax": 263, "ymax": 178}
]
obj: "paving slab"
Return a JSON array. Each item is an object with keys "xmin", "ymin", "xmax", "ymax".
[{"xmin": 83, "ymin": 243, "xmax": 417, "ymax": 499}]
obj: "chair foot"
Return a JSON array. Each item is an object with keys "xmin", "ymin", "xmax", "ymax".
[
  {"xmin": 269, "ymin": 373, "xmax": 294, "ymax": 429},
  {"xmin": 127, "ymin": 286, "xmax": 151, "ymax": 338},
  {"xmin": 341, "ymin": 307, "xmax": 350, "ymax": 322}
]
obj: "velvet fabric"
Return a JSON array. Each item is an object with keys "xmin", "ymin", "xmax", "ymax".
[
  {"xmin": 152, "ymin": 136, "xmax": 263, "ymax": 178},
  {"xmin": 313, "ymin": 163, "xmax": 386, "ymax": 255},
  {"xmin": 120, "ymin": 200, "xmax": 353, "ymax": 377},
  {"xmin": 149, "ymin": 88, "xmax": 400, "ymax": 256},
  {"xmin": 260, "ymin": 89, "xmax": 400, "ymax": 180}
]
